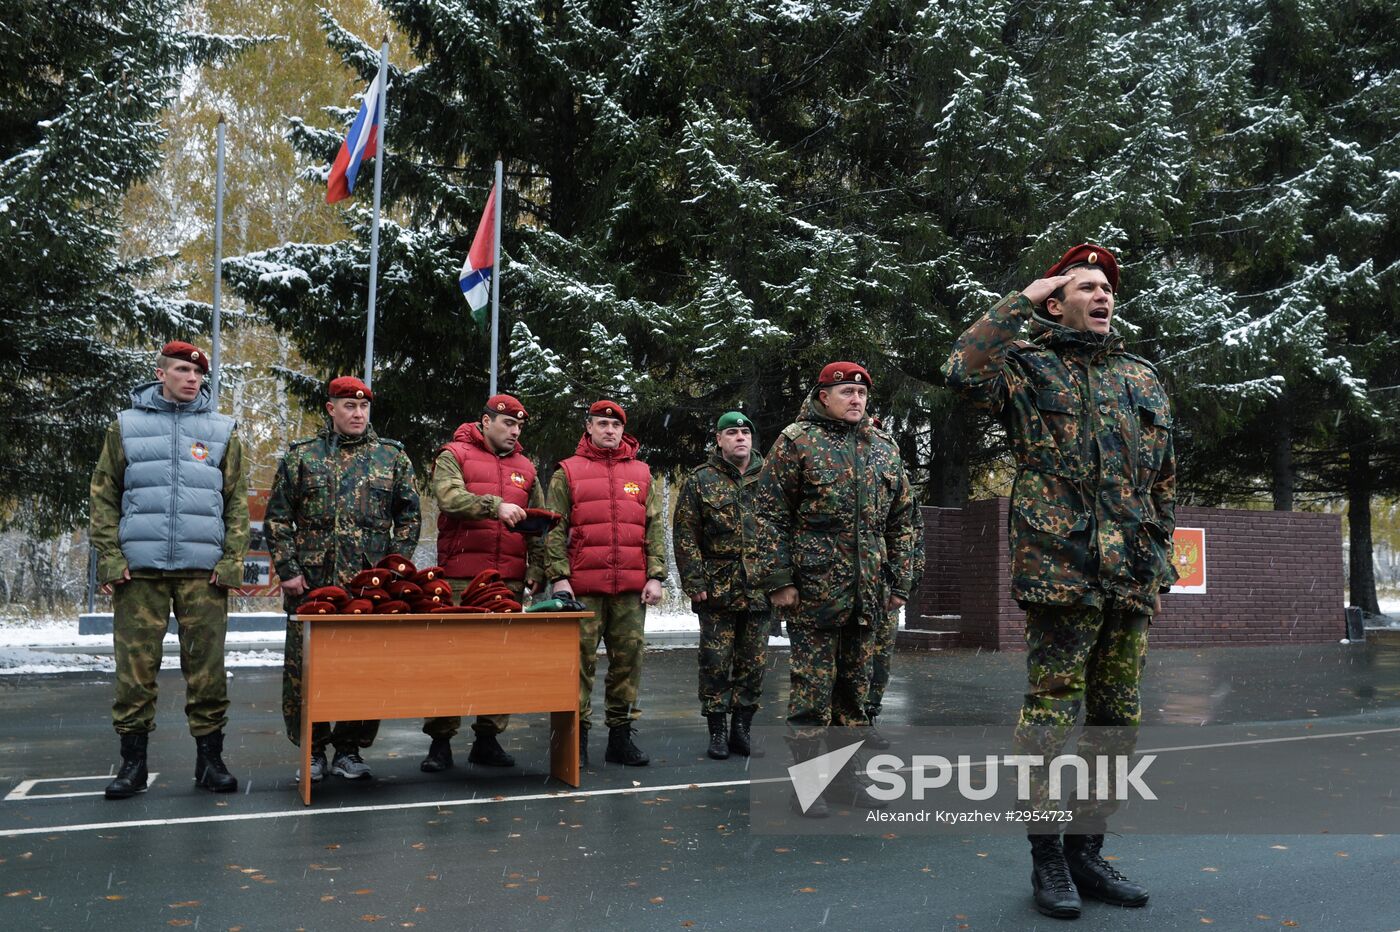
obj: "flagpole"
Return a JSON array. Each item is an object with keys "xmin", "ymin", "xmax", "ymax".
[
  {"xmin": 212, "ymin": 113, "xmax": 225, "ymax": 404},
  {"xmin": 489, "ymin": 158, "xmax": 503, "ymax": 396},
  {"xmin": 364, "ymin": 38, "xmax": 389, "ymax": 389}
]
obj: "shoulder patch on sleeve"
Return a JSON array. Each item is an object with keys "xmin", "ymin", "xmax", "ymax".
[
  {"xmin": 378, "ymin": 437, "xmax": 405, "ymax": 450},
  {"xmin": 780, "ymin": 423, "xmax": 806, "ymax": 442}
]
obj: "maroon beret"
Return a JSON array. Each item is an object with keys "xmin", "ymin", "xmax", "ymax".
[
  {"xmin": 348, "ymin": 569, "xmax": 389, "ymax": 591},
  {"xmin": 160, "ymin": 341, "xmax": 209, "ymax": 374},
  {"xmin": 378, "ymin": 599, "xmax": 411, "ymax": 615},
  {"xmin": 343, "ymin": 599, "xmax": 375, "ymax": 615},
  {"xmin": 295, "ymin": 600, "xmax": 337, "ymax": 616},
  {"xmin": 411, "ymin": 566, "xmax": 445, "ymax": 585},
  {"xmin": 328, "ymin": 376, "xmax": 374, "ymax": 401},
  {"xmin": 303, "ymin": 586, "xmax": 349, "ymax": 606},
  {"xmin": 510, "ymin": 508, "xmax": 562, "ymax": 537},
  {"xmin": 588, "ymin": 400, "xmax": 626, "ymax": 424},
  {"xmin": 485, "ymin": 394, "xmax": 529, "ymax": 421},
  {"xmin": 387, "ymin": 581, "xmax": 423, "ymax": 601},
  {"xmin": 817, "ymin": 362, "xmax": 872, "ymax": 390},
  {"xmin": 1045, "ymin": 243, "xmax": 1119, "ymax": 293},
  {"xmin": 376, "ymin": 554, "xmax": 416, "ymax": 578}
]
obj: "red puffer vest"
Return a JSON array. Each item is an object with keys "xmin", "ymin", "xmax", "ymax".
[
  {"xmin": 559, "ymin": 433, "xmax": 651, "ymax": 596},
  {"xmin": 436, "ymin": 422, "xmax": 536, "ymax": 581}
]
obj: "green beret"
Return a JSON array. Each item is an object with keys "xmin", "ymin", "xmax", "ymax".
[{"xmin": 715, "ymin": 411, "xmax": 752, "ymax": 432}]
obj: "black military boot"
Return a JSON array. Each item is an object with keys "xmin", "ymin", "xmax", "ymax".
[
  {"xmin": 105, "ymin": 733, "xmax": 149, "ymax": 800},
  {"xmin": 825, "ymin": 747, "xmax": 888, "ymax": 810},
  {"xmin": 1064, "ymin": 834, "xmax": 1149, "ymax": 907},
  {"xmin": 865, "ymin": 714, "xmax": 892, "ymax": 750},
  {"xmin": 706, "ymin": 713, "xmax": 730, "ymax": 759},
  {"xmin": 729, "ymin": 707, "xmax": 762, "ymax": 757},
  {"xmin": 420, "ymin": 738, "xmax": 453, "ymax": 773},
  {"xmin": 194, "ymin": 731, "xmax": 238, "ymax": 793},
  {"xmin": 579, "ymin": 728, "xmax": 589, "ymax": 767},
  {"xmin": 1029, "ymin": 834, "xmax": 1082, "ymax": 919},
  {"xmin": 468, "ymin": 731, "xmax": 516, "ymax": 767},
  {"xmin": 605, "ymin": 723, "xmax": 650, "ymax": 766}
]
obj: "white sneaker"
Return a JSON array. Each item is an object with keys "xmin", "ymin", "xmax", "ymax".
[
  {"xmin": 296, "ymin": 752, "xmax": 327, "ymax": 783},
  {"xmin": 331, "ymin": 751, "xmax": 372, "ymax": 780}
]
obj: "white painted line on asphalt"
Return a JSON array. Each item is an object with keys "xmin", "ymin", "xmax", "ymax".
[
  {"xmin": 5, "ymin": 774, "xmax": 161, "ymax": 801},
  {"xmin": 0, "ymin": 775, "xmax": 788, "ymax": 837}
]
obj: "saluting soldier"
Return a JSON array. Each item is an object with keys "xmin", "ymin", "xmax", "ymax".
[
  {"xmin": 265, "ymin": 376, "xmax": 421, "ymax": 784},
  {"xmin": 420, "ymin": 393, "xmax": 547, "ymax": 773},
  {"xmin": 673, "ymin": 411, "xmax": 770, "ymax": 760},
  {"xmin": 90, "ymin": 341, "xmax": 249, "ymax": 799},
  {"xmin": 546, "ymin": 400, "xmax": 666, "ymax": 767},
  {"xmin": 753, "ymin": 362, "xmax": 918, "ymax": 817},
  {"xmin": 943, "ymin": 244, "xmax": 1176, "ymax": 919}
]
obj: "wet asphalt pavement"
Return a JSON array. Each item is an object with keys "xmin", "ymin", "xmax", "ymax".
[{"xmin": 2, "ymin": 642, "xmax": 1398, "ymax": 930}]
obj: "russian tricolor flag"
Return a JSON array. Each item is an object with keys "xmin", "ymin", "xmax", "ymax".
[
  {"xmin": 458, "ymin": 185, "xmax": 497, "ymax": 328},
  {"xmin": 326, "ymin": 73, "xmax": 382, "ymax": 205}
]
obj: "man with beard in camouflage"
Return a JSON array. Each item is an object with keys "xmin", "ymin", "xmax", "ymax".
[
  {"xmin": 673, "ymin": 411, "xmax": 770, "ymax": 760},
  {"xmin": 266, "ymin": 376, "xmax": 421, "ymax": 785},
  {"xmin": 754, "ymin": 363, "xmax": 918, "ymax": 817},
  {"xmin": 943, "ymin": 244, "xmax": 1177, "ymax": 919},
  {"xmin": 90, "ymin": 340, "xmax": 249, "ymax": 799}
]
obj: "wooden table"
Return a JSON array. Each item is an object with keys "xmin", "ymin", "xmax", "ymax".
[{"xmin": 294, "ymin": 611, "xmax": 587, "ymax": 804}]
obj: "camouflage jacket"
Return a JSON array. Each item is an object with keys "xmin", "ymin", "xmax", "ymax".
[
  {"xmin": 265, "ymin": 425, "xmax": 422, "ymax": 597},
  {"xmin": 752, "ymin": 396, "xmax": 917, "ymax": 629},
  {"xmin": 942, "ymin": 292, "xmax": 1178, "ymax": 613},
  {"xmin": 672, "ymin": 449, "xmax": 769, "ymax": 612}
]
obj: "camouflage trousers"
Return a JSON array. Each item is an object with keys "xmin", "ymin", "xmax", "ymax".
[
  {"xmin": 283, "ymin": 617, "xmax": 378, "ymax": 754},
  {"xmin": 865, "ymin": 607, "xmax": 900, "ymax": 719},
  {"xmin": 786, "ymin": 616, "xmax": 875, "ymax": 732},
  {"xmin": 421, "ymin": 576, "xmax": 523, "ymax": 740},
  {"xmin": 697, "ymin": 607, "xmax": 770, "ymax": 715},
  {"xmin": 1014, "ymin": 602, "xmax": 1150, "ymax": 832},
  {"xmin": 578, "ymin": 593, "xmax": 646, "ymax": 730},
  {"xmin": 112, "ymin": 576, "xmax": 229, "ymax": 737}
]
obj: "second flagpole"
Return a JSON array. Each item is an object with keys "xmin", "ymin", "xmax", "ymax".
[
  {"xmin": 364, "ymin": 38, "xmax": 389, "ymax": 389},
  {"xmin": 488, "ymin": 158, "xmax": 503, "ymax": 396}
]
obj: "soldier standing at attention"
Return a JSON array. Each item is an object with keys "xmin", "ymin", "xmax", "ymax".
[
  {"xmin": 943, "ymin": 244, "xmax": 1177, "ymax": 919},
  {"xmin": 753, "ymin": 363, "xmax": 917, "ymax": 817},
  {"xmin": 420, "ymin": 393, "xmax": 547, "ymax": 773},
  {"xmin": 265, "ymin": 376, "xmax": 421, "ymax": 784},
  {"xmin": 546, "ymin": 401, "xmax": 666, "ymax": 767},
  {"xmin": 673, "ymin": 411, "xmax": 771, "ymax": 760},
  {"xmin": 90, "ymin": 341, "xmax": 249, "ymax": 799}
]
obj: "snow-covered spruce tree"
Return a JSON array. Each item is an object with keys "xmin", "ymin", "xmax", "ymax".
[
  {"xmin": 225, "ymin": 1, "xmax": 951, "ymax": 471},
  {"xmin": 899, "ymin": 0, "xmax": 1258, "ymax": 501},
  {"xmin": 0, "ymin": 1, "xmax": 261, "ymax": 532}
]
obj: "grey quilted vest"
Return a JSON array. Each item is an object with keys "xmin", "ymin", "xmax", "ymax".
[{"xmin": 117, "ymin": 381, "xmax": 236, "ymax": 571}]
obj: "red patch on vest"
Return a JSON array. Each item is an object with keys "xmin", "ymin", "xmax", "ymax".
[
  {"xmin": 511, "ymin": 471, "xmax": 526, "ymax": 488},
  {"xmin": 623, "ymin": 481, "xmax": 641, "ymax": 497},
  {"xmin": 190, "ymin": 442, "xmax": 209, "ymax": 462}
]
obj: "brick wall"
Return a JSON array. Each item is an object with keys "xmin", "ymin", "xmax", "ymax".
[
  {"xmin": 910, "ymin": 506, "xmax": 962, "ymax": 621},
  {"xmin": 1151, "ymin": 506, "xmax": 1344, "ymax": 646},
  {"xmin": 909, "ymin": 501, "xmax": 1345, "ymax": 650}
]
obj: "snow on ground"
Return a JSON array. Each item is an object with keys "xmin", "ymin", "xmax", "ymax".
[{"xmin": 0, "ymin": 611, "xmax": 716, "ymax": 675}]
